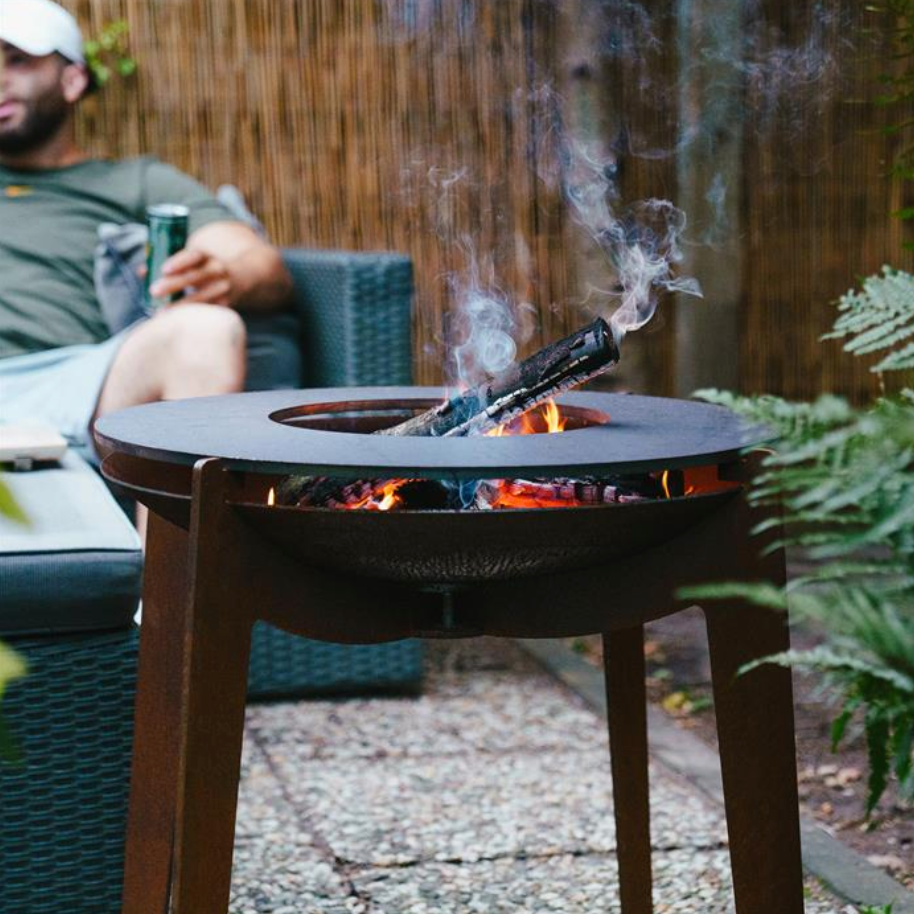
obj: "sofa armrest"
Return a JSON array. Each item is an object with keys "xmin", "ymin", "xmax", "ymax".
[{"xmin": 281, "ymin": 248, "xmax": 413, "ymax": 387}]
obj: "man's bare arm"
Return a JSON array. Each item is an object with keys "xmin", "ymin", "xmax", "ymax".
[{"xmin": 148, "ymin": 221, "xmax": 293, "ymax": 311}]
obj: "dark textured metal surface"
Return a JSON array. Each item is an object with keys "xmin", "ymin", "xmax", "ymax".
[
  {"xmin": 234, "ymin": 489, "xmax": 737, "ymax": 584},
  {"xmin": 96, "ymin": 388, "xmax": 765, "ymax": 480}
]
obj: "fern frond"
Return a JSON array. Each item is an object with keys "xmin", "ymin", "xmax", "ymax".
[{"xmin": 824, "ymin": 268, "xmax": 914, "ymax": 373}]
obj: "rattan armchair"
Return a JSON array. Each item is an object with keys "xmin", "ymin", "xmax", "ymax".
[{"xmin": 0, "ymin": 247, "xmax": 420, "ymax": 914}]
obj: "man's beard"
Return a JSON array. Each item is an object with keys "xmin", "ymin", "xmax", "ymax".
[{"xmin": 0, "ymin": 90, "xmax": 69, "ymax": 155}]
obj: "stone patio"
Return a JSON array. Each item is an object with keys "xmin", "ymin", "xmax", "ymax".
[{"xmin": 231, "ymin": 639, "xmax": 853, "ymax": 914}]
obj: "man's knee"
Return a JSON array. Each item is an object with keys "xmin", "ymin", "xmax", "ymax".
[
  {"xmin": 97, "ymin": 304, "xmax": 248, "ymax": 417},
  {"xmin": 160, "ymin": 304, "xmax": 247, "ymax": 394},
  {"xmin": 168, "ymin": 304, "xmax": 246, "ymax": 351}
]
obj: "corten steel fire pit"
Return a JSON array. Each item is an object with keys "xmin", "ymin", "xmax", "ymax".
[{"xmin": 96, "ymin": 386, "xmax": 804, "ymax": 914}]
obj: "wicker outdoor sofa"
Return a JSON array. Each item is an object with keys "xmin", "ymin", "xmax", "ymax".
[{"xmin": 0, "ymin": 248, "xmax": 422, "ymax": 914}]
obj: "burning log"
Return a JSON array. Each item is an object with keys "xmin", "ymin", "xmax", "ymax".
[
  {"xmin": 476, "ymin": 475, "xmax": 662, "ymax": 509},
  {"xmin": 283, "ymin": 471, "xmax": 667, "ymax": 512},
  {"xmin": 381, "ymin": 317, "xmax": 618, "ymax": 438},
  {"xmin": 277, "ymin": 318, "xmax": 619, "ymax": 507}
]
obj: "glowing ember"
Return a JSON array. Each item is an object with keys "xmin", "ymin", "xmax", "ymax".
[{"xmin": 270, "ymin": 401, "xmax": 733, "ymax": 512}]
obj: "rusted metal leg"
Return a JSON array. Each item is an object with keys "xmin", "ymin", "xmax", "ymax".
[
  {"xmin": 171, "ymin": 460, "xmax": 254, "ymax": 914},
  {"xmin": 170, "ymin": 602, "xmax": 251, "ymax": 913},
  {"xmin": 704, "ymin": 600, "xmax": 804, "ymax": 914},
  {"xmin": 121, "ymin": 512, "xmax": 190, "ymax": 914},
  {"xmin": 604, "ymin": 625, "xmax": 653, "ymax": 914}
]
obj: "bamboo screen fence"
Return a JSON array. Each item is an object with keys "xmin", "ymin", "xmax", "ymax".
[
  {"xmin": 69, "ymin": 0, "xmax": 910, "ymax": 398},
  {"xmin": 73, "ymin": 0, "xmax": 575, "ymax": 387},
  {"xmin": 740, "ymin": 0, "xmax": 912, "ymax": 401}
]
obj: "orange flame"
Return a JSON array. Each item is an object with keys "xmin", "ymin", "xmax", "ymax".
[
  {"xmin": 267, "ymin": 487, "xmax": 275, "ymax": 506},
  {"xmin": 343, "ymin": 479, "xmax": 410, "ymax": 511},
  {"xmin": 661, "ymin": 471, "xmax": 670, "ymax": 499},
  {"xmin": 488, "ymin": 399, "xmax": 567, "ymax": 437},
  {"xmin": 542, "ymin": 399, "xmax": 566, "ymax": 434}
]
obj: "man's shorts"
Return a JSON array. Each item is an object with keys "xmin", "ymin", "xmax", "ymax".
[{"xmin": 0, "ymin": 329, "xmax": 135, "ymax": 461}]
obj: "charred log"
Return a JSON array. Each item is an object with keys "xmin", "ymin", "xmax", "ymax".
[
  {"xmin": 382, "ymin": 317, "xmax": 618, "ymax": 438},
  {"xmin": 277, "ymin": 318, "xmax": 619, "ymax": 507}
]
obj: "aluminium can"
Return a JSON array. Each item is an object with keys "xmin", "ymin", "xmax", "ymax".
[{"xmin": 145, "ymin": 203, "xmax": 190, "ymax": 311}]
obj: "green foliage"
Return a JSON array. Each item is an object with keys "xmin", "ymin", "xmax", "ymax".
[
  {"xmin": 871, "ymin": 0, "xmax": 914, "ymax": 247},
  {"xmin": 0, "ymin": 476, "xmax": 27, "ymax": 525},
  {"xmin": 824, "ymin": 268, "xmax": 914, "ymax": 373},
  {"xmin": 690, "ymin": 270, "xmax": 914, "ymax": 815},
  {"xmin": 83, "ymin": 20, "xmax": 137, "ymax": 89},
  {"xmin": 0, "ymin": 642, "xmax": 26, "ymax": 763},
  {"xmin": 0, "ymin": 481, "xmax": 27, "ymax": 763},
  {"xmin": 0, "ymin": 479, "xmax": 28, "ymax": 759}
]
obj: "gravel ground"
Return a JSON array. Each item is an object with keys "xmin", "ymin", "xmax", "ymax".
[{"xmin": 230, "ymin": 638, "xmax": 856, "ymax": 913}]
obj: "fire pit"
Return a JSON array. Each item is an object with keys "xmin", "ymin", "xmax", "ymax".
[{"xmin": 97, "ymin": 387, "xmax": 804, "ymax": 914}]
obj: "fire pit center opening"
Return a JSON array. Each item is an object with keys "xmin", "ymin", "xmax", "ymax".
[{"xmin": 268, "ymin": 399, "xmax": 611, "ymax": 436}]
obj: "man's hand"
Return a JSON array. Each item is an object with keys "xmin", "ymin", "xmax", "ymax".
[
  {"xmin": 145, "ymin": 222, "xmax": 292, "ymax": 312},
  {"xmin": 148, "ymin": 249, "xmax": 233, "ymax": 306}
]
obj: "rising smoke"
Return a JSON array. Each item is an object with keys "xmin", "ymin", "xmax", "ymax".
[
  {"xmin": 444, "ymin": 83, "xmax": 703, "ymax": 386},
  {"xmin": 382, "ymin": 0, "xmax": 864, "ymax": 388}
]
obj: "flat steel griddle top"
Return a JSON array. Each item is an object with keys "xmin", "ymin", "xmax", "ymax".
[{"xmin": 94, "ymin": 387, "xmax": 766, "ymax": 480}]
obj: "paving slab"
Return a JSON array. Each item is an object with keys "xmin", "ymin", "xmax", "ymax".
[
  {"xmin": 232, "ymin": 639, "xmax": 855, "ymax": 913},
  {"xmin": 352, "ymin": 852, "xmax": 845, "ymax": 914},
  {"xmin": 246, "ymin": 671, "xmax": 601, "ymax": 761},
  {"xmin": 231, "ymin": 741, "xmax": 351, "ymax": 914},
  {"xmin": 263, "ymin": 747, "xmax": 726, "ymax": 865}
]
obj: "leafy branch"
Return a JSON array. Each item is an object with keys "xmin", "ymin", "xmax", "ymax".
[
  {"xmin": 871, "ymin": 0, "xmax": 914, "ymax": 246},
  {"xmin": 824, "ymin": 267, "xmax": 914, "ymax": 372},
  {"xmin": 0, "ymin": 479, "xmax": 27, "ymax": 763},
  {"xmin": 687, "ymin": 271, "xmax": 914, "ymax": 814},
  {"xmin": 84, "ymin": 20, "xmax": 137, "ymax": 89}
]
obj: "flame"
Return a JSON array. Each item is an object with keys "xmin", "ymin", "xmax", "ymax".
[
  {"xmin": 487, "ymin": 399, "xmax": 567, "ymax": 437},
  {"xmin": 267, "ymin": 487, "xmax": 275, "ymax": 506},
  {"xmin": 542, "ymin": 399, "xmax": 566, "ymax": 433},
  {"xmin": 343, "ymin": 479, "xmax": 410, "ymax": 511},
  {"xmin": 661, "ymin": 471, "xmax": 670, "ymax": 499}
]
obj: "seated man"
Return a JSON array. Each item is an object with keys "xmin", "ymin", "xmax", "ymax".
[{"xmin": 0, "ymin": 0, "xmax": 293, "ymax": 458}]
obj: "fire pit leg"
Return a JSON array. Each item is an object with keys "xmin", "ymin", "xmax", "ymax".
[
  {"xmin": 603, "ymin": 625, "xmax": 653, "ymax": 914},
  {"xmin": 703, "ymin": 594, "xmax": 804, "ymax": 913},
  {"xmin": 122, "ymin": 511, "xmax": 191, "ymax": 914},
  {"xmin": 169, "ymin": 459, "xmax": 255, "ymax": 914}
]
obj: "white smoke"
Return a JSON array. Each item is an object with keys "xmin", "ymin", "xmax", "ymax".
[
  {"xmin": 447, "ymin": 245, "xmax": 521, "ymax": 388},
  {"xmin": 534, "ymin": 89, "xmax": 702, "ymax": 345}
]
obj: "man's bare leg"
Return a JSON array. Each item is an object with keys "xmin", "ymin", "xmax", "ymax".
[
  {"xmin": 96, "ymin": 304, "xmax": 247, "ymax": 416},
  {"xmin": 95, "ymin": 304, "xmax": 247, "ymax": 541}
]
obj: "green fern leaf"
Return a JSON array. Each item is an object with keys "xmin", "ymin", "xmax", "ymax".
[{"xmin": 824, "ymin": 268, "xmax": 914, "ymax": 373}]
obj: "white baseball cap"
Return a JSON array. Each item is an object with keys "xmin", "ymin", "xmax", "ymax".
[{"xmin": 0, "ymin": 0, "xmax": 86, "ymax": 65}]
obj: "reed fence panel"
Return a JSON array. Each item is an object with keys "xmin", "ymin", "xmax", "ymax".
[
  {"xmin": 69, "ymin": 0, "xmax": 910, "ymax": 397},
  {"xmin": 73, "ymin": 0, "xmax": 573, "ymax": 386}
]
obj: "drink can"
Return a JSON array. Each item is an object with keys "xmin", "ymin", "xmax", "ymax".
[{"xmin": 145, "ymin": 204, "xmax": 190, "ymax": 311}]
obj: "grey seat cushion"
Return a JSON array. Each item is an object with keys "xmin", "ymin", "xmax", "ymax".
[{"xmin": 0, "ymin": 452, "xmax": 142, "ymax": 636}]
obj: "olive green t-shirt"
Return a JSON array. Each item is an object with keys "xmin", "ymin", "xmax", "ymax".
[{"xmin": 0, "ymin": 156, "xmax": 234, "ymax": 359}]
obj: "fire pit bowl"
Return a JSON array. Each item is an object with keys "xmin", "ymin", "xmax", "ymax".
[
  {"xmin": 233, "ymin": 493, "xmax": 736, "ymax": 585},
  {"xmin": 97, "ymin": 387, "xmax": 759, "ymax": 585}
]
